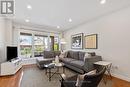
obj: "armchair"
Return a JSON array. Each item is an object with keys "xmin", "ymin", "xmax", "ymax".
[{"xmin": 60, "ymin": 66, "xmax": 106, "ymax": 87}]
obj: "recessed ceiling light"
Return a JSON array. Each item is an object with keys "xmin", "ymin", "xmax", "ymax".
[
  {"xmin": 57, "ymin": 26, "xmax": 60, "ymax": 29},
  {"xmin": 100, "ymin": 0, "xmax": 106, "ymax": 4},
  {"xmin": 27, "ymin": 5, "xmax": 32, "ymax": 10},
  {"xmin": 69, "ymin": 18, "xmax": 72, "ymax": 22},
  {"xmin": 25, "ymin": 19, "xmax": 30, "ymax": 22}
]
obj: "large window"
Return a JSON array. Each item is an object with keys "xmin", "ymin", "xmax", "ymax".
[
  {"xmin": 19, "ymin": 32, "xmax": 60, "ymax": 58},
  {"xmin": 20, "ymin": 33, "xmax": 32, "ymax": 58},
  {"xmin": 34, "ymin": 35, "xmax": 48, "ymax": 57}
]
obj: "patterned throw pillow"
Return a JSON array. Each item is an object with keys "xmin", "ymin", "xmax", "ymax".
[
  {"xmin": 59, "ymin": 51, "xmax": 68, "ymax": 58},
  {"xmin": 76, "ymin": 69, "xmax": 96, "ymax": 87}
]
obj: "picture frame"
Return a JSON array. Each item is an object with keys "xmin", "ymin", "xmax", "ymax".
[
  {"xmin": 71, "ymin": 33, "xmax": 83, "ymax": 49},
  {"xmin": 85, "ymin": 34, "xmax": 97, "ymax": 49}
]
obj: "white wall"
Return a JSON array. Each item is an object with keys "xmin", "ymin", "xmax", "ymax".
[
  {"xmin": 5, "ymin": 19, "xmax": 13, "ymax": 46},
  {"xmin": 64, "ymin": 7, "xmax": 130, "ymax": 81},
  {"xmin": 0, "ymin": 18, "xmax": 6, "ymax": 63},
  {"xmin": 0, "ymin": 18, "xmax": 13, "ymax": 63}
]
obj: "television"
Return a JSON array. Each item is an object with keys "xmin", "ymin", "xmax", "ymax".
[{"xmin": 7, "ymin": 46, "xmax": 18, "ymax": 61}]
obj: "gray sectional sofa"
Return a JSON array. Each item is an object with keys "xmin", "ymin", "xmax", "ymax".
[
  {"xmin": 60, "ymin": 51, "xmax": 102, "ymax": 74},
  {"xmin": 36, "ymin": 50, "xmax": 102, "ymax": 74}
]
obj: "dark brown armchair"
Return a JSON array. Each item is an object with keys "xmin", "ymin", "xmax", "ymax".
[{"xmin": 60, "ymin": 66, "xmax": 106, "ymax": 87}]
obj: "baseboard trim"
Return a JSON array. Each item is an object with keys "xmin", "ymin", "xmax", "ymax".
[{"xmin": 112, "ymin": 73, "xmax": 130, "ymax": 82}]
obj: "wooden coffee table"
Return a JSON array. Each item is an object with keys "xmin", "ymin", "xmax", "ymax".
[{"xmin": 44, "ymin": 63, "xmax": 65, "ymax": 81}]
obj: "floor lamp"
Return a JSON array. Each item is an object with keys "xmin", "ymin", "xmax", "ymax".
[{"xmin": 60, "ymin": 38, "xmax": 66, "ymax": 52}]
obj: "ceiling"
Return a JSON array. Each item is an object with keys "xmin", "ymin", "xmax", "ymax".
[{"xmin": 14, "ymin": 0, "xmax": 130, "ymax": 31}]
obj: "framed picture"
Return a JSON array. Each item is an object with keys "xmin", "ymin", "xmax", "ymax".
[
  {"xmin": 85, "ymin": 34, "xmax": 97, "ymax": 49},
  {"xmin": 71, "ymin": 33, "xmax": 83, "ymax": 49}
]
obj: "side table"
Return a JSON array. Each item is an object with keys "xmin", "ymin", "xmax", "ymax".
[{"xmin": 94, "ymin": 61, "xmax": 112, "ymax": 84}]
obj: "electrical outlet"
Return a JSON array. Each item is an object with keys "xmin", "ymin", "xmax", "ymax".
[
  {"xmin": 115, "ymin": 66, "xmax": 118, "ymax": 69},
  {"xmin": 112, "ymin": 65, "xmax": 118, "ymax": 69}
]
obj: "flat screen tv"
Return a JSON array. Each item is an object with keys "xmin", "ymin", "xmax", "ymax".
[{"xmin": 7, "ymin": 46, "xmax": 18, "ymax": 61}]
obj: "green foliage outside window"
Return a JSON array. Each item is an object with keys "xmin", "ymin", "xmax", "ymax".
[
  {"xmin": 54, "ymin": 44, "xmax": 59, "ymax": 51},
  {"xmin": 20, "ymin": 46, "xmax": 32, "ymax": 58}
]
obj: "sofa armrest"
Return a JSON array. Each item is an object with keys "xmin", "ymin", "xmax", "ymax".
[
  {"xmin": 85, "ymin": 56, "xmax": 102, "ymax": 63},
  {"xmin": 36, "ymin": 57, "xmax": 54, "ymax": 69},
  {"xmin": 83, "ymin": 56, "xmax": 102, "ymax": 72}
]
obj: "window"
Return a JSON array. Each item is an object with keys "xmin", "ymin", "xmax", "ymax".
[
  {"xmin": 19, "ymin": 32, "xmax": 60, "ymax": 58},
  {"xmin": 34, "ymin": 35, "xmax": 48, "ymax": 57},
  {"xmin": 20, "ymin": 33, "xmax": 32, "ymax": 58},
  {"xmin": 54, "ymin": 37, "xmax": 59, "ymax": 51},
  {"xmin": 49, "ymin": 36, "xmax": 59, "ymax": 51}
]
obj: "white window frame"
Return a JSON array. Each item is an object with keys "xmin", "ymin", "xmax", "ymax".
[{"xmin": 18, "ymin": 29, "xmax": 60, "ymax": 58}]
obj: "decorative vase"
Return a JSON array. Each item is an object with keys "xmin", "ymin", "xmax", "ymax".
[{"xmin": 55, "ymin": 56, "xmax": 59, "ymax": 64}]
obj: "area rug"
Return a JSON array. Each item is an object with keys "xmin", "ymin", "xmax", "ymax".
[{"xmin": 20, "ymin": 66, "xmax": 112, "ymax": 87}]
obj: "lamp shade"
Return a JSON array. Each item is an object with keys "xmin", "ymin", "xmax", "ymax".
[{"xmin": 60, "ymin": 38, "xmax": 66, "ymax": 44}]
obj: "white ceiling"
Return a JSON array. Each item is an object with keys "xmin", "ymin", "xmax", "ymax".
[{"xmin": 14, "ymin": 0, "xmax": 130, "ymax": 31}]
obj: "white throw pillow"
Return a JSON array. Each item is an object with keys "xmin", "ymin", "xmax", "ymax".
[
  {"xmin": 59, "ymin": 51, "xmax": 67, "ymax": 58},
  {"xmin": 84, "ymin": 52, "xmax": 91, "ymax": 61},
  {"xmin": 76, "ymin": 69, "xmax": 96, "ymax": 87},
  {"xmin": 59, "ymin": 52, "xmax": 65, "ymax": 58}
]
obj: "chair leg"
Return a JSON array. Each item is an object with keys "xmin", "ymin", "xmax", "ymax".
[
  {"xmin": 60, "ymin": 79, "xmax": 65, "ymax": 87},
  {"xmin": 61, "ymin": 82, "xmax": 64, "ymax": 87}
]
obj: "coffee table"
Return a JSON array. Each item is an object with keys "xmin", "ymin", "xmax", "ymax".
[{"xmin": 44, "ymin": 62, "xmax": 65, "ymax": 81}]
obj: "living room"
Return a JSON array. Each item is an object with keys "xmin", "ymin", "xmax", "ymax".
[{"xmin": 0, "ymin": 0, "xmax": 130, "ymax": 87}]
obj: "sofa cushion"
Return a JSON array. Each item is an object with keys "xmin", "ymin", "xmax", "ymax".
[
  {"xmin": 78, "ymin": 52, "xmax": 85, "ymax": 61},
  {"xmin": 60, "ymin": 58, "xmax": 75, "ymax": 64},
  {"xmin": 67, "ymin": 51, "xmax": 74, "ymax": 58},
  {"xmin": 73, "ymin": 51, "xmax": 79, "ymax": 60},
  {"xmin": 54, "ymin": 51, "xmax": 61, "ymax": 57},
  {"xmin": 67, "ymin": 51, "xmax": 79, "ymax": 59},
  {"xmin": 43, "ymin": 51, "xmax": 55, "ymax": 58},
  {"xmin": 69, "ymin": 60, "xmax": 84, "ymax": 69},
  {"xmin": 85, "ymin": 56, "xmax": 102, "ymax": 61}
]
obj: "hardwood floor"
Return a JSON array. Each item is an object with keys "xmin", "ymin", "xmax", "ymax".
[
  {"xmin": 112, "ymin": 76, "xmax": 130, "ymax": 87},
  {"xmin": 0, "ymin": 65, "xmax": 130, "ymax": 87},
  {"xmin": 0, "ymin": 67, "xmax": 23, "ymax": 87}
]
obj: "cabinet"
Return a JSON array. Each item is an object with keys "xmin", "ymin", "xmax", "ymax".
[{"xmin": 0, "ymin": 58, "xmax": 22, "ymax": 76}]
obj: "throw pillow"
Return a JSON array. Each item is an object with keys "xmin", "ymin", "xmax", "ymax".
[
  {"xmin": 76, "ymin": 69, "xmax": 96, "ymax": 87},
  {"xmin": 59, "ymin": 52, "xmax": 65, "ymax": 58},
  {"xmin": 88, "ymin": 52, "xmax": 96, "ymax": 56},
  {"xmin": 64, "ymin": 51, "xmax": 68, "ymax": 58},
  {"xmin": 84, "ymin": 52, "xmax": 91, "ymax": 61},
  {"xmin": 59, "ymin": 51, "xmax": 68, "ymax": 58}
]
